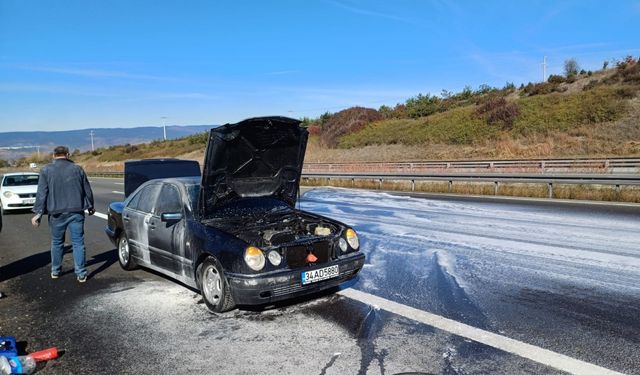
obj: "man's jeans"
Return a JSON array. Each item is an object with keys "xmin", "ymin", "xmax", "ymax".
[{"xmin": 49, "ymin": 212, "xmax": 87, "ymax": 278}]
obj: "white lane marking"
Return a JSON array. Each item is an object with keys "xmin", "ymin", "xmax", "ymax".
[
  {"xmin": 111, "ymin": 191, "xmax": 124, "ymax": 195},
  {"xmin": 339, "ymin": 288, "xmax": 623, "ymax": 375},
  {"xmin": 93, "ymin": 211, "xmax": 108, "ymax": 220},
  {"xmin": 114, "ymin": 182, "xmax": 124, "ymax": 185},
  {"xmin": 89, "ymin": 210, "xmax": 622, "ymax": 375}
]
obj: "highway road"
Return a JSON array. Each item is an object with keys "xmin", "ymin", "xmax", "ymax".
[{"xmin": 1, "ymin": 177, "xmax": 639, "ymax": 374}]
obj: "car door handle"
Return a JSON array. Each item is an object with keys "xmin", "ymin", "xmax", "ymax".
[
  {"xmin": 123, "ymin": 215, "xmax": 130, "ymax": 222},
  {"xmin": 149, "ymin": 220, "xmax": 156, "ymax": 230}
]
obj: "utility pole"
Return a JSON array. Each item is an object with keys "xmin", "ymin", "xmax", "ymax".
[
  {"xmin": 542, "ymin": 56, "xmax": 547, "ymax": 82},
  {"xmin": 161, "ymin": 116, "xmax": 167, "ymax": 141},
  {"xmin": 36, "ymin": 145, "xmax": 40, "ymax": 159},
  {"xmin": 90, "ymin": 130, "xmax": 95, "ymax": 151}
]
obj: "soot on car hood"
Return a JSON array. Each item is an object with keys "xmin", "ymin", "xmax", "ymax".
[{"xmin": 199, "ymin": 116, "xmax": 308, "ymax": 219}]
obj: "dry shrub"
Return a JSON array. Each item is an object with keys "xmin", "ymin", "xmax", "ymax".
[
  {"xmin": 320, "ymin": 107, "xmax": 383, "ymax": 148},
  {"xmin": 308, "ymin": 124, "xmax": 321, "ymax": 136},
  {"xmin": 475, "ymin": 97, "xmax": 520, "ymax": 129}
]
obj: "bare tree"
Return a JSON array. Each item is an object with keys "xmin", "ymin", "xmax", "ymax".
[{"xmin": 564, "ymin": 58, "xmax": 580, "ymax": 77}]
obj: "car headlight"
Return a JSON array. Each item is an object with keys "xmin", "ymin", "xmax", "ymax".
[
  {"xmin": 3, "ymin": 191, "xmax": 16, "ymax": 199},
  {"xmin": 244, "ymin": 246, "xmax": 265, "ymax": 271},
  {"xmin": 346, "ymin": 229, "xmax": 359, "ymax": 250},
  {"xmin": 267, "ymin": 250, "xmax": 282, "ymax": 266},
  {"xmin": 338, "ymin": 238, "xmax": 348, "ymax": 253}
]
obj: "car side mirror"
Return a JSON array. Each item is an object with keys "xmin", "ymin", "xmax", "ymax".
[{"xmin": 161, "ymin": 212, "xmax": 183, "ymax": 222}]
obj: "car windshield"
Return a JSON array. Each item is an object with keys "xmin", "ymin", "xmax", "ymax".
[
  {"xmin": 3, "ymin": 175, "xmax": 39, "ymax": 186},
  {"xmin": 186, "ymin": 184, "xmax": 200, "ymax": 207}
]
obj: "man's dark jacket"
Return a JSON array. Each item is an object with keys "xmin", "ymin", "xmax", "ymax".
[{"xmin": 33, "ymin": 159, "xmax": 94, "ymax": 216}]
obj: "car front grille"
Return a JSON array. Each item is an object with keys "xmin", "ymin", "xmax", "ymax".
[
  {"xmin": 18, "ymin": 193, "xmax": 36, "ymax": 198},
  {"xmin": 271, "ymin": 269, "xmax": 358, "ymax": 298},
  {"xmin": 285, "ymin": 241, "xmax": 334, "ymax": 268}
]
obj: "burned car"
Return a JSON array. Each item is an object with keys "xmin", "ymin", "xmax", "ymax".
[{"xmin": 105, "ymin": 117, "xmax": 365, "ymax": 312}]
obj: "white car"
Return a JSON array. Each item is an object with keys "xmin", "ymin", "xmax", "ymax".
[{"xmin": 0, "ymin": 172, "xmax": 39, "ymax": 211}]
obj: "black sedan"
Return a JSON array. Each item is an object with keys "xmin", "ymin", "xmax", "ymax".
[{"xmin": 105, "ymin": 117, "xmax": 365, "ymax": 312}]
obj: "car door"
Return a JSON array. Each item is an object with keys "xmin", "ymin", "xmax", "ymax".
[
  {"xmin": 148, "ymin": 183, "xmax": 184, "ymax": 273},
  {"xmin": 123, "ymin": 183, "xmax": 161, "ymax": 265}
]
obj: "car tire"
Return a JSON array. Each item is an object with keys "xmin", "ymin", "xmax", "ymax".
[
  {"xmin": 117, "ymin": 234, "xmax": 137, "ymax": 270},
  {"xmin": 199, "ymin": 257, "xmax": 236, "ymax": 313}
]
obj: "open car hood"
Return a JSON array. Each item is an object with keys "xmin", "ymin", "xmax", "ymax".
[{"xmin": 199, "ymin": 116, "xmax": 308, "ymax": 219}]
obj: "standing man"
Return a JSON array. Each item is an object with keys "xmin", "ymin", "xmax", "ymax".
[{"xmin": 31, "ymin": 146, "xmax": 95, "ymax": 282}]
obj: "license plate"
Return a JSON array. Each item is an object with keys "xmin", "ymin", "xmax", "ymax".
[
  {"xmin": 23, "ymin": 198, "xmax": 35, "ymax": 204},
  {"xmin": 301, "ymin": 265, "xmax": 339, "ymax": 285}
]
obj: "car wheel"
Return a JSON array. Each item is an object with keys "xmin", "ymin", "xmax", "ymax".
[
  {"xmin": 199, "ymin": 258, "xmax": 235, "ymax": 313},
  {"xmin": 117, "ymin": 234, "xmax": 137, "ymax": 270}
]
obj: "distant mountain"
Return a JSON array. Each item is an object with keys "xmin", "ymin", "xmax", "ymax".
[{"xmin": 0, "ymin": 125, "xmax": 214, "ymax": 160}]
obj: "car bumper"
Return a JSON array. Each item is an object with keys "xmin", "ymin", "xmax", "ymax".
[
  {"xmin": 0, "ymin": 197, "xmax": 35, "ymax": 211},
  {"xmin": 226, "ymin": 252, "xmax": 366, "ymax": 306},
  {"xmin": 104, "ymin": 227, "xmax": 118, "ymax": 246}
]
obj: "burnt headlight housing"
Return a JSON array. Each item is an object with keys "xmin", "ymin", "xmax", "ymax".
[
  {"xmin": 345, "ymin": 228, "xmax": 359, "ymax": 250},
  {"xmin": 338, "ymin": 238, "xmax": 348, "ymax": 253},
  {"xmin": 267, "ymin": 250, "xmax": 282, "ymax": 266},
  {"xmin": 244, "ymin": 246, "xmax": 265, "ymax": 271}
]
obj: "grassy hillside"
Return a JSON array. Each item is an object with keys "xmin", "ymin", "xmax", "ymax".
[{"xmin": 339, "ymin": 86, "xmax": 630, "ymax": 146}]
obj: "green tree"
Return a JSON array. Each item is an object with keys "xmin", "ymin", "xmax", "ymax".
[
  {"xmin": 564, "ymin": 58, "xmax": 580, "ymax": 77},
  {"xmin": 405, "ymin": 93, "xmax": 441, "ymax": 118}
]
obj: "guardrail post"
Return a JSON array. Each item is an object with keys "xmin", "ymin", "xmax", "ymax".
[
  {"xmin": 379, "ymin": 178, "xmax": 383, "ymax": 190},
  {"xmin": 541, "ymin": 161, "xmax": 546, "ymax": 172},
  {"xmin": 352, "ymin": 178, "xmax": 355, "ymax": 187},
  {"xmin": 494, "ymin": 181, "xmax": 499, "ymax": 195},
  {"xmin": 411, "ymin": 179, "xmax": 415, "ymax": 192},
  {"xmin": 448, "ymin": 180, "xmax": 453, "ymax": 193},
  {"xmin": 548, "ymin": 182, "xmax": 553, "ymax": 198}
]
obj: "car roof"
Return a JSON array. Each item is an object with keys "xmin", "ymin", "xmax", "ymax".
[{"xmin": 2, "ymin": 172, "xmax": 39, "ymax": 176}]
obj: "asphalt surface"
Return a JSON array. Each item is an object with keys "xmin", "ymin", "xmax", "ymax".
[{"xmin": 1, "ymin": 177, "xmax": 639, "ymax": 374}]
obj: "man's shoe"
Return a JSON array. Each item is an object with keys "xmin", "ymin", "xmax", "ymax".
[
  {"xmin": 51, "ymin": 273, "xmax": 59, "ymax": 279},
  {"xmin": 77, "ymin": 275, "xmax": 87, "ymax": 283}
]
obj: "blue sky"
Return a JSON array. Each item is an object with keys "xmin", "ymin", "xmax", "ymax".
[{"xmin": 1, "ymin": 0, "xmax": 638, "ymax": 132}]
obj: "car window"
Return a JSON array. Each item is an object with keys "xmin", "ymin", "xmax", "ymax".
[
  {"xmin": 128, "ymin": 184, "xmax": 161, "ymax": 213},
  {"xmin": 2, "ymin": 175, "xmax": 39, "ymax": 186},
  {"xmin": 154, "ymin": 184, "xmax": 182, "ymax": 215},
  {"xmin": 126, "ymin": 189, "xmax": 143, "ymax": 210}
]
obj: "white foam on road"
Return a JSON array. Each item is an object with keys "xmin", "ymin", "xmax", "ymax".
[
  {"xmin": 91, "ymin": 209, "xmax": 623, "ymax": 374},
  {"xmin": 340, "ymin": 288, "xmax": 623, "ymax": 375}
]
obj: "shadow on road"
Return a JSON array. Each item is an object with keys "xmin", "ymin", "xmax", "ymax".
[
  {"xmin": 0, "ymin": 247, "xmax": 118, "ymax": 282},
  {"xmin": 0, "ymin": 249, "xmax": 52, "ymax": 283},
  {"xmin": 86, "ymin": 249, "xmax": 117, "ymax": 279}
]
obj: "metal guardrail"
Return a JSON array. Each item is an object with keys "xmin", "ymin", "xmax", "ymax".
[
  {"xmin": 301, "ymin": 172, "xmax": 640, "ymax": 198},
  {"xmin": 302, "ymin": 158, "xmax": 640, "ymax": 174}
]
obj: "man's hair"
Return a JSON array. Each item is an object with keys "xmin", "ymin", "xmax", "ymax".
[{"xmin": 53, "ymin": 146, "xmax": 70, "ymax": 157}]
